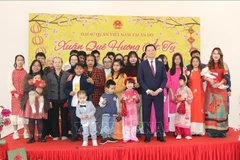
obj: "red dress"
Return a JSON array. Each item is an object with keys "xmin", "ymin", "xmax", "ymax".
[
  {"xmin": 9, "ymin": 68, "xmax": 27, "ymax": 115},
  {"xmin": 189, "ymin": 70, "xmax": 205, "ymax": 134}
]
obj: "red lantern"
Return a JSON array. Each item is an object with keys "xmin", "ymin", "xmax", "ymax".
[
  {"xmin": 189, "ymin": 47, "xmax": 197, "ymax": 53},
  {"xmin": 32, "ymin": 36, "xmax": 44, "ymax": 45},
  {"xmin": 35, "ymin": 47, "xmax": 46, "ymax": 54},
  {"xmin": 30, "ymin": 24, "xmax": 42, "ymax": 34}
]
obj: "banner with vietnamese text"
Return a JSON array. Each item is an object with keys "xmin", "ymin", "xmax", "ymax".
[{"xmin": 29, "ymin": 13, "xmax": 200, "ymax": 66}]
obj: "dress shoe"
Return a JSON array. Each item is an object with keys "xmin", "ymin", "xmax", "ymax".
[
  {"xmin": 157, "ymin": 137, "xmax": 166, "ymax": 142},
  {"xmin": 69, "ymin": 135, "xmax": 79, "ymax": 142},
  {"xmin": 27, "ymin": 137, "xmax": 35, "ymax": 144},
  {"xmin": 144, "ymin": 137, "xmax": 151, "ymax": 143},
  {"xmin": 38, "ymin": 137, "xmax": 46, "ymax": 142}
]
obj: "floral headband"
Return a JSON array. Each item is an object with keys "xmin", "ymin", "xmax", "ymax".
[{"xmin": 124, "ymin": 77, "xmax": 136, "ymax": 85}]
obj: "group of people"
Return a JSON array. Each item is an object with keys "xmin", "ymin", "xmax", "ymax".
[{"xmin": 8, "ymin": 44, "xmax": 231, "ymax": 147}]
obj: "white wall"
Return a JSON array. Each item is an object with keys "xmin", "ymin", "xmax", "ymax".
[{"xmin": 0, "ymin": 1, "xmax": 240, "ymax": 137}]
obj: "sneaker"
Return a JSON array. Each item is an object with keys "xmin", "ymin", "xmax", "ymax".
[
  {"xmin": 108, "ymin": 137, "xmax": 117, "ymax": 143},
  {"xmin": 100, "ymin": 138, "xmax": 108, "ymax": 145},
  {"xmin": 23, "ymin": 130, "xmax": 29, "ymax": 139},
  {"xmin": 92, "ymin": 140, "xmax": 98, "ymax": 146},
  {"xmin": 82, "ymin": 141, "xmax": 88, "ymax": 147},
  {"xmin": 13, "ymin": 131, "xmax": 20, "ymax": 140},
  {"xmin": 27, "ymin": 137, "xmax": 35, "ymax": 144},
  {"xmin": 132, "ymin": 139, "xmax": 139, "ymax": 142},
  {"xmin": 53, "ymin": 137, "xmax": 60, "ymax": 140},
  {"xmin": 38, "ymin": 137, "xmax": 46, "ymax": 142},
  {"xmin": 185, "ymin": 136, "xmax": 192, "ymax": 140},
  {"xmin": 176, "ymin": 135, "xmax": 182, "ymax": 140},
  {"xmin": 123, "ymin": 140, "xmax": 128, "ymax": 143},
  {"xmin": 61, "ymin": 136, "xmax": 68, "ymax": 140}
]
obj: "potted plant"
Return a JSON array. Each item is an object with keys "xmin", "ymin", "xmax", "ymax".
[{"xmin": 0, "ymin": 106, "xmax": 11, "ymax": 145}]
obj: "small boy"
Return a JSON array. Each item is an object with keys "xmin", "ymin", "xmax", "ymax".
[
  {"xmin": 76, "ymin": 90, "xmax": 97, "ymax": 147},
  {"xmin": 99, "ymin": 80, "xmax": 119, "ymax": 144},
  {"xmin": 28, "ymin": 72, "xmax": 46, "ymax": 114}
]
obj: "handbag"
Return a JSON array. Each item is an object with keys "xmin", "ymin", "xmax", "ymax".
[
  {"xmin": 121, "ymin": 102, "xmax": 127, "ymax": 117},
  {"xmin": 177, "ymin": 101, "xmax": 186, "ymax": 114}
]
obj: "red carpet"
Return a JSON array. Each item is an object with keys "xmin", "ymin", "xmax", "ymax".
[{"xmin": 4, "ymin": 129, "xmax": 240, "ymax": 160}]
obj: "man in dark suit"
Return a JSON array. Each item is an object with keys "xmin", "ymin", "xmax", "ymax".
[{"xmin": 138, "ymin": 44, "xmax": 168, "ymax": 143}]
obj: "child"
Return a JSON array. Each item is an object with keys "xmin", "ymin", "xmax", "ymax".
[
  {"xmin": 167, "ymin": 53, "xmax": 186, "ymax": 133},
  {"xmin": 76, "ymin": 90, "xmax": 97, "ymax": 147},
  {"xmin": 121, "ymin": 77, "xmax": 140, "ymax": 143},
  {"xmin": 99, "ymin": 80, "xmax": 119, "ymax": 144},
  {"xmin": 175, "ymin": 75, "xmax": 193, "ymax": 140},
  {"xmin": 8, "ymin": 55, "xmax": 29, "ymax": 140},
  {"xmin": 201, "ymin": 66, "xmax": 228, "ymax": 89},
  {"xmin": 28, "ymin": 72, "xmax": 46, "ymax": 114},
  {"xmin": 106, "ymin": 59, "xmax": 127, "ymax": 140},
  {"xmin": 65, "ymin": 62, "xmax": 94, "ymax": 142}
]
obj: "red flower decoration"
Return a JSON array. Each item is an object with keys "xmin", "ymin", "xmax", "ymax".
[
  {"xmin": 188, "ymin": 28, "xmax": 195, "ymax": 34},
  {"xmin": 187, "ymin": 37, "xmax": 195, "ymax": 44},
  {"xmin": 1, "ymin": 108, "xmax": 11, "ymax": 117},
  {"xmin": 124, "ymin": 77, "xmax": 136, "ymax": 85},
  {"xmin": 14, "ymin": 154, "xmax": 23, "ymax": 160},
  {"xmin": 0, "ymin": 125, "xmax": 3, "ymax": 132}
]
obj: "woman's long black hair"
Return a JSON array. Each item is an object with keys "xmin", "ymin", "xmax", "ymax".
[
  {"xmin": 156, "ymin": 54, "xmax": 169, "ymax": 72},
  {"xmin": 29, "ymin": 60, "xmax": 43, "ymax": 76},
  {"xmin": 125, "ymin": 51, "xmax": 139, "ymax": 71},
  {"xmin": 170, "ymin": 53, "xmax": 184, "ymax": 75},
  {"xmin": 68, "ymin": 54, "xmax": 80, "ymax": 73},
  {"xmin": 111, "ymin": 59, "xmax": 125, "ymax": 79}
]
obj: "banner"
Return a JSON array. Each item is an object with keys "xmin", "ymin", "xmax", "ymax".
[{"xmin": 29, "ymin": 13, "xmax": 200, "ymax": 66}]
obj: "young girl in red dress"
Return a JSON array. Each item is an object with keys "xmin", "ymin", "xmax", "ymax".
[
  {"xmin": 8, "ymin": 55, "xmax": 29, "ymax": 140},
  {"xmin": 121, "ymin": 77, "xmax": 140, "ymax": 143}
]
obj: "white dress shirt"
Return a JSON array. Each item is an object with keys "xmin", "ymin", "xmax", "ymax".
[
  {"xmin": 146, "ymin": 58, "xmax": 163, "ymax": 95},
  {"xmin": 71, "ymin": 75, "xmax": 81, "ymax": 107}
]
